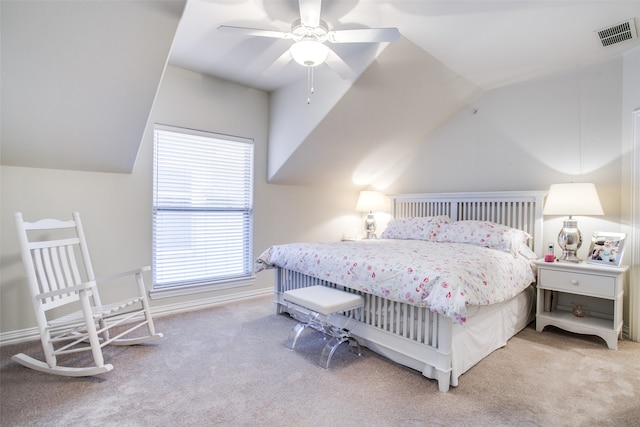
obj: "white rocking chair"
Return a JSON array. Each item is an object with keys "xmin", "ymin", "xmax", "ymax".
[{"xmin": 12, "ymin": 212, "xmax": 163, "ymax": 376}]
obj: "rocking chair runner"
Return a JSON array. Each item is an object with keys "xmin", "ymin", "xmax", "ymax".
[{"xmin": 12, "ymin": 212, "xmax": 163, "ymax": 376}]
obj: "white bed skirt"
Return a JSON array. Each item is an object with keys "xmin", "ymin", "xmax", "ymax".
[{"xmin": 426, "ymin": 286, "xmax": 535, "ymax": 386}]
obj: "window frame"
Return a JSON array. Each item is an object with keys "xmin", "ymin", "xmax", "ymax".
[{"xmin": 149, "ymin": 124, "xmax": 255, "ymax": 299}]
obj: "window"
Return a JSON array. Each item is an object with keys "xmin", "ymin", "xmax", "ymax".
[{"xmin": 152, "ymin": 125, "xmax": 254, "ymax": 293}]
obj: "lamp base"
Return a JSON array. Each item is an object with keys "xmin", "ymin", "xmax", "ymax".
[
  {"xmin": 364, "ymin": 212, "xmax": 376, "ymax": 239},
  {"xmin": 557, "ymin": 218, "xmax": 583, "ymax": 263},
  {"xmin": 558, "ymin": 251, "xmax": 582, "ymax": 263}
]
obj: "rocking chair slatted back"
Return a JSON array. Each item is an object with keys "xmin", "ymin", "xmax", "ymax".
[{"xmin": 16, "ymin": 215, "xmax": 101, "ymax": 312}]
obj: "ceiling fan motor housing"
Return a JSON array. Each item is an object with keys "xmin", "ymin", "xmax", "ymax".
[{"xmin": 291, "ymin": 18, "xmax": 329, "ymax": 43}]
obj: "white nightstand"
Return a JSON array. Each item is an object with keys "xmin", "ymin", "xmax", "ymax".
[{"xmin": 534, "ymin": 260, "xmax": 629, "ymax": 350}]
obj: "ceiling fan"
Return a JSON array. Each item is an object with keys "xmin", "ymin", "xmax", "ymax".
[{"xmin": 218, "ymin": 0, "xmax": 400, "ymax": 79}]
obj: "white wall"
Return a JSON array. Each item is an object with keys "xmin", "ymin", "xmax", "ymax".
[
  {"xmin": 382, "ymin": 56, "xmax": 637, "ymax": 335},
  {"xmin": 384, "ymin": 57, "xmax": 625, "ymax": 243},
  {"xmin": 1, "ymin": 56, "xmax": 637, "ymax": 340},
  {"xmin": 1, "ymin": 166, "xmax": 155, "ymax": 332},
  {"xmin": 622, "ymin": 46, "xmax": 640, "ymax": 341},
  {"xmin": 0, "ymin": 65, "xmax": 361, "ymax": 336}
]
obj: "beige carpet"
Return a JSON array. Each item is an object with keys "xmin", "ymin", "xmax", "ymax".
[{"xmin": 1, "ymin": 295, "xmax": 639, "ymax": 426}]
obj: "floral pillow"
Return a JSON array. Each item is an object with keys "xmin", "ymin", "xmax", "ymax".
[
  {"xmin": 435, "ymin": 220, "xmax": 532, "ymax": 256},
  {"xmin": 381, "ymin": 216, "xmax": 451, "ymax": 241}
]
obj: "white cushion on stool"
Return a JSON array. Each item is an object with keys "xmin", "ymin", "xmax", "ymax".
[{"xmin": 284, "ymin": 286, "xmax": 364, "ymax": 315}]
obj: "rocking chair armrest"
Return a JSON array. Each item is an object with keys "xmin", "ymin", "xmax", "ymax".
[
  {"xmin": 36, "ymin": 281, "xmax": 97, "ymax": 300},
  {"xmin": 35, "ymin": 268, "xmax": 150, "ymax": 300},
  {"xmin": 95, "ymin": 266, "xmax": 151, "ymax": 284}
]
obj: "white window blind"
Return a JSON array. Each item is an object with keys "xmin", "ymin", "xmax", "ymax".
[{"xmin": 153, "ymin": 125, "xmax": 254, "ymax": 289}]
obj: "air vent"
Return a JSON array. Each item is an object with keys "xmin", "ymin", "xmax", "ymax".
[{"xmin": 596, "ymin": 19, "xmax": 637, "ymax": 47}]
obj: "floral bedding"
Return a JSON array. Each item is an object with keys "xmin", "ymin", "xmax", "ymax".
[{"xmin": 256, "ymin": 239, "xmax": 536, "ymax": 324}]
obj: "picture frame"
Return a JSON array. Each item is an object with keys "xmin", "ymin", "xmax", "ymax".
[{"xmin": 586, "ymin": 232, "xmax": 626, "ymax": 267}]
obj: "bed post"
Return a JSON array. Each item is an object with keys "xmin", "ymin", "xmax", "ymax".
[
  {"xmin": 434, "ymin": 315, "xmax": 453, "ymax": 392},
  {"xmin": 274, "ymin": 268, "xmax": 286, "ymax": 315},
  {"xmin": 532, "ymin": 192, "xmax": 545, "ymax": 256}
]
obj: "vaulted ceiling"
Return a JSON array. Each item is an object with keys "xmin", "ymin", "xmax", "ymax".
[
  {"xmin": 172, "ymin": 0, "xmax": 640, "ymax": 92},
  {"xmin": 2, "ymin": 0, "xmax": 639, "ymax": 188},
  {"xmin": 170, "ymin": 0, "xmax": 640, "ymax": 188}
]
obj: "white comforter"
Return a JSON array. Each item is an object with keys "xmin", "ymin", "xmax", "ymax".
[{"xmin": 256, "ymin": 239, "xmax": 535, "ymax": 324}]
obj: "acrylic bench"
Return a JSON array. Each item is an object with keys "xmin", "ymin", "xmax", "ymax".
[{"xmin": 283, "ymin": 285, "xmax": 364, "ymax": 369}]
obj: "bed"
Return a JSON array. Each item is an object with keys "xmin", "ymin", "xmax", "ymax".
[{"xmin": 257, "ymin": 191, "xmax": 545, "ymax": 392}]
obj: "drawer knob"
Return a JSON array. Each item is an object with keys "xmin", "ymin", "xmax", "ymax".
[{"xmin": 571, "ymin": 279, "xmax": 579, "ymax": 285}]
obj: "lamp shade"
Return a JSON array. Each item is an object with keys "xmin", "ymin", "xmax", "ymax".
[
  {"xmin": 355, "ymin": 191, "xmax": 389, "ymax": 213},
  {"xmin": 543, "ymin": 183, "xmax": 604, "ymax": 216},
  {"xmin": 290, "ymin": 40, "xmax": 329, "ymax": 67}
]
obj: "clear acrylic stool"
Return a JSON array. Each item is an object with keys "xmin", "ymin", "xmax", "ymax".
[{"xmin": 283, "ymin": 286, "xmax": 364, "ymax": 369}]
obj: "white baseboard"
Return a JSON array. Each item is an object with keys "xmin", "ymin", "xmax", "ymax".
[
  {"xmin": 3, "ymin": 287, "xmax": 630, "ymax": 347},
  {"xmin": 623, "ymin": 324, "xmax": 630, "ymax": 341},
  {"xmin": 0, "ymin": 288, "xmax": 273, "ymax": 346},
  {"xmin": 149, "ymin": 287, "xmax": 273, "ymax": 318}
]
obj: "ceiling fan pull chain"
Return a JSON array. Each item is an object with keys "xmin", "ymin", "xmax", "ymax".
[
  {"xmin": 310, "ymin": 67, "xmax": 315, "ymax": 95},
  {"xmin": 307, "ymin": 66, "xmax": 315, "ymax": 104}
]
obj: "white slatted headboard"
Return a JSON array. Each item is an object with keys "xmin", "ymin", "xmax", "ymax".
[{"xmin": 389, "ymin": 191, "xmax": 546, "ymax": 256}]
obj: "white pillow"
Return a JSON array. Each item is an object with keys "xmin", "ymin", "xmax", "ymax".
[
  {"xmin": 435, "ymin": 220, "xmax": 532, "ymax": 256},
  {"xmin": 518, "ymin": 243, "xmax": 539, "ymax": 260},
  {"xmin": 380, "ymin": 216, "xmax": 451, "ymax": 241}
]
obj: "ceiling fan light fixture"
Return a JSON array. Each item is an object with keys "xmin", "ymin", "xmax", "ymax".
[{"xmin": 290, "ymin": 40, "xmax": 329, "ymax": 67}]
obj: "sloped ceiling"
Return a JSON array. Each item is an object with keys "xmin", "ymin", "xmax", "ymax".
[
  {"xmin": 169, "ymin": 0, "xmax": 640, "ymax": 189},
  {"xmin": 0, "ymin": 0, "xmax": 185, "ymax": 173},
  {"xmin": 2, "ymin": 0, "xmax": 639, "ymax": 185},
  {"xmin": 268, "ymin": 37, "xmax": 482, "ymax": 188}
]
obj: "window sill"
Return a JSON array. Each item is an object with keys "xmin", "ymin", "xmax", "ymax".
[{"xmin": 149, "ymin": 276, "xmax": 256, "ymax": 300}]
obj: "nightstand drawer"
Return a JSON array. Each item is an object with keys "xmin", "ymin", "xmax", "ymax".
[{"xmin": 538, "ymin": 269, "xmax": 615, "ymax": 298}]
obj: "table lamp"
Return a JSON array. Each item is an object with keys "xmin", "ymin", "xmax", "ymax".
[
  {"xmin": 543, "ymin": 183, "xmax": 604, "ymax": 262},
  {"xmin": 355, "ymin": 190, "xmax": 389, "ymax": 239}
]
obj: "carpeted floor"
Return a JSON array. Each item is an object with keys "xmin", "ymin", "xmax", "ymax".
[{"xmin": 1, "ymin": 294, "xmax": 639, "ymax": 426}]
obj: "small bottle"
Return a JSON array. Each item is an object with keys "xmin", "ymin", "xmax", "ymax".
[{"xmin": 544, "ymin": 243, "xmax": 555, "ymax": 262}]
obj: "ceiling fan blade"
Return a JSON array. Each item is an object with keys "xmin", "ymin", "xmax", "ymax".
[
  {"xmin": 263, "ymin": 50, "xmax": 293, "ymax": 75},
  {"xmin": 325, "ymin": 48, "xmax": 355, "ymax": 80},
  {"xmin": 328, "ymin": 28, "xmax": 400, "ymax": 43},
  {"xmin": 299, "ymin": 0, "xmax": 322, "ymax": 28},
  {"xmin": 218, "ymin": 25, "xmax": 291, "ymax": 40}
]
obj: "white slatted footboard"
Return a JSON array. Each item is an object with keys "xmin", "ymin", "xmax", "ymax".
[{"xmin": 274, "ymin": 267, "xmax": 453, "ymax": 392}]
